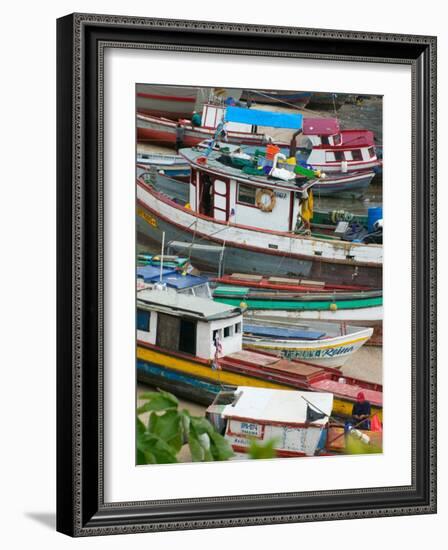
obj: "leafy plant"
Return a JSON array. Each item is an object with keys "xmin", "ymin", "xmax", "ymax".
[
  {"xmin": 137, "ymin": 390, "xmax": 234, "ymax": 464},
  {"xmin": 345, "ymin": 435, "xmax": 382, "ymax": 455},
  {"xmin": 247, "ymin": 438, "xmax": 279, "ymax": 459}
]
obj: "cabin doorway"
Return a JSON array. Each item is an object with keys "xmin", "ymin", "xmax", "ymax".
[
  {"xmin": 156, "ymin": 313, "xmax": 197, "ymax": 356},
  {"xmin": 198, "ymin": 174, "xmax": 229, "ymax": 221},
  {"xmin": 213, "ymin": 179, "xmax": 229, "ymax": 221},
  {"xmin": 199, "ymin": 175, "xmax": 214, "ymax": 217}
]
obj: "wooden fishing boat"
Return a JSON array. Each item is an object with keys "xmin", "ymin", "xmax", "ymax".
[
  {"xmin": 225, "ymin": 108, "xmax": 380, "ymax": 177},
  {"xmin": 136, "ymin": 290, "xmax": 383, "ymax": 418},
  {"xmin": 137, "ymin": 265, "xmax": 211, "ymax": 298},
  {"xmin": 136, "ymin": 102, "xmax": 277, "ymax": 148},
  {"xmin": 136, "ymin": 154, "xmax": 190, "ymax": 180},
  {"xmin": 213, "ymin": 285, "xmax": 383, "ymax": 322},
  {"xmin": 137, "ymin": 252, "xmax": 192, "ymax": 270},
  {"xmin": 206, "ymin": 386, "xmax": 333, "ymax": 457},
  {"xmin": 242, "ymin": 320, "xmax": 373, "ymax": 368},
  {"xmin": 136, "ymin": 132, "xmax": 382, "ymax": 286},
  {"xmin": 139, "ymin": 168, "xmax": 369, "ymax": 243},
  {"xmin": 295, "ymin": 117, "xmax": 381, "ymax": 174},
  {"xmin": 136, "ymin": 84, "xmax": 199, "ymax": 119},
  {"xmin": 213, "ymin": 273, "xmax": 374, "ymax": 292},
  {"xmin": 136, "ymin": 84, "xmax": 243, "ymax": 119}
]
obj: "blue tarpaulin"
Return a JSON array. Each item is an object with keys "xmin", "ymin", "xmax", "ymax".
[
  {"xmin": 244, "ymin": 324, "xmax": 325, "ymax": 340},
  {"xmin": 137, "ymin": 265, "xmax": 209, "ymax": 290},
  {"xmin": 137, "ymin": 265, "xmax": 176, "ymax": 282},
  {"xmin": 225, "ymin": 106, "xmax": 303, "ymax": 129}
]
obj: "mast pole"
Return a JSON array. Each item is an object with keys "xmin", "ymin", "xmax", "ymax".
[{"xmin": 159, "ymin": 231, "xmax": 165, "ymax": 283}]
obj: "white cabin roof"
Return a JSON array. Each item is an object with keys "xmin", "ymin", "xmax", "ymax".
[
  {"xmin": 137, "ymin": 289, "xmax": 242, "ymax": 321},
  {"xmin": 222, "ymin": 386, "xmax": 333, "ymax": 425}
]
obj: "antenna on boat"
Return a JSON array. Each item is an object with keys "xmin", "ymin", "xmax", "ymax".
[
  {"xmin": 218, "ymin": 241, "xmax": 225, "ymax": 279},
  {"xmin": 159, "ymin": 231, "xmax": 165, "ymax": 283}
]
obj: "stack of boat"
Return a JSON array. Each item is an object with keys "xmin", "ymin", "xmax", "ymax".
[{"xmin": 136, "ymin": 87, "xmax": 384, "ymax": 455}]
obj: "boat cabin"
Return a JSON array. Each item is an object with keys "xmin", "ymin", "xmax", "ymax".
[
  {"xmin": 136, "ymin": 289, "xmax": 243, "ymax": 360},
  {"xmin": 207, "ymin": 386, "xmax": 333, "ymax": 457},
  {"xmin": 181, "ymin": 146, "xmax": 314, "ymax": 234},
  {"xmin": 200, "ymin": 103, "xmax": 255, "ymax": 134},
  {"xmin": 300, "ymin": 117, "xmax": 378, "ymax": 172}
]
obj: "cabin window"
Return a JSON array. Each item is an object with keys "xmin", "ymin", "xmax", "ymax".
[
  {"xmin": 223, "ymin": 325, "xmax": 233, "ymax": 338},
  {"xmin": 235, "ymin": 322, "xmax": 242, "ymax": 334},
  {"xmin": 368, "ymin": 146, "xmax": 375, "ymax": 158},
  {"xmin": 333, "ymin": 134, "xmax": 342, "ymax": 145},
  {"xmin": 213, "ymin": 329, "xmax": 223, "ymax": 349},
  {"xmin": 238, "ymin": 183, "xmax": 256, "ymax": 206},
  {"xmin": 137, "ymin": 309, "xmax": 151, "ymax": 332},
  {"xmin": 352, "ymin": 149, "xmax": 363, "ymax": 161},
  {"xmin": 321, "ymin": 136, "xmax": 329, "ymax": 145},
  {"xmin": 334, "ymin": 151, "xmax": 345, "ymax": 162}
]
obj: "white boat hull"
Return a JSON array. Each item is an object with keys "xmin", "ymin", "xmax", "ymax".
[
  {"xmin": 245, "ymin": 306, "xmax": 383, "ymax": 322},
  {"xmin": 243, "ymin": 327, "xmax": 373, "ymax": 367}
]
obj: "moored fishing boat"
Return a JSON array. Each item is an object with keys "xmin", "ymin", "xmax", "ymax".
[
  {"xmin": 294, "ymin": 117, "xmax": 381, "ymax": 174},
  {"xmin": 136, "ymin": 102, "xmax": 279, "ymax": 148},
  {"xmin": 136, "ymin": 290, "xmax": 383, "ymax": 418},
  {"xmin": 137, "ymin": 111, "xmax": 382, "ymax": 286},
  {"xmin": 137, "ymin": 154, "xmax": 190, "ymax": 180},
  {"xmin": 137, "ymin": 265, "xmax": 211, "ymax": 297},
  {"xmin": 242, "ymin": 320, "xmax": 373, "ymax": 367},
  {"xmin": 213, "ymin": 272, "xmax": 374, "ymax": 292},
  {"xmin": 213, "ymin": 285, "xmax": 383, "ymax": 322},
  {"xmin": 136, "ymin": 84, "xmax": 243, "ymax": 119},
  {"xmin": 136, "ymin": 84, "xmax": 198, "ymax": 119},
  {"xmin": 206, "ymin": 386, "xmax": 333, "ymax": 457}
]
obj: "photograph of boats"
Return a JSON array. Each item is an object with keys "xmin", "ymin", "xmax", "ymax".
[{"xmin": 136, "ymin": 84, "xmax": 383, "ymax": 464}]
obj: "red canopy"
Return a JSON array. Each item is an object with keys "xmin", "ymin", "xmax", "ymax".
[{"xmin": 303, "ymin": 117, "xmax": 340, "ymax": 136}]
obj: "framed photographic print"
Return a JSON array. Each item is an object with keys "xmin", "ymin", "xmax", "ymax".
[{"xmin": 56, "ymin": 13, "xmax": 437, "ymax": 536}]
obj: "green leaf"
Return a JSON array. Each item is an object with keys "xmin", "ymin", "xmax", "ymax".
[
  {"xmin": 136, "ymin": 448, "xmax": 147, "ymax": 465},
  {"xmin": 188, "ymin": 429, "xmax": 205, "ymax": 462},
  {"xmin": 148, "ymin": 410, "xmax": 183, "ymax": 452},
  {"xmin": 136, "ymin": 417, "xmax": 146, "ymax": 438},
  {"xmin": 137, "ymin": 390, "xmax": 179, "ymax": 415},
  {"xmin": 247, "ymin": 438, "xmax": 279, "ymax": 460},
  {"xmin": 137, "ymin": 432, "xmax": 179, "ymax": 464},
  {"xmin": 209, "ymin": 431, "xmax": 235, "ymax": 461},
  {"xmin": 189, "ymin": 415, "xmax": 214, "ymax": 435}
]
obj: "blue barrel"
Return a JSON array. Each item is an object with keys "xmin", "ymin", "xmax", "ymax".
[{"xmin": 368, "ymin": 206, "xmax": 383, "ymax": 232}]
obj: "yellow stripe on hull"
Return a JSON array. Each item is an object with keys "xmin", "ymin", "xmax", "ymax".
[
  {"xmin": 137, "ymin": 346, "xmax": 285, "ymax": 390},
  {"xmin": 136, "ymin": 345, "xmax": 382, "ymax": 420},
  {"xmin": 247, "ymin": 336, "xmax": 369, "ymax": 352}
]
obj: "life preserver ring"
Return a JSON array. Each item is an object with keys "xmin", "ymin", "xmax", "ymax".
[{"xmin": 255, "ymin": 188, "xmax": 276, "ymax": 212}]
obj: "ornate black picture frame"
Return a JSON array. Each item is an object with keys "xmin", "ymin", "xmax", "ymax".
[{"xmin": 56, "ymin": 13, "xmax": 437, "ymax": 536}]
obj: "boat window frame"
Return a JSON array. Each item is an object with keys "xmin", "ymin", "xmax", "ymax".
[
  {"xmin": 237, "ymin": 182, "xmax": 257, "ymax": 207},
  {"xmin": 136, "ymin": 308, "xmax": 151, "ymax": 332}
]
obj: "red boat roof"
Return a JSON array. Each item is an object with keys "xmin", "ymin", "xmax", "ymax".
[
  {"xmin": 303, "ymin": 118, "xmax": 340, "ymax": 136},
  {"xmin": 310, "ymin": 379, "xmax": 382, "ymax": 406},
  {"xmin": 340, "ymin": 129, "xmax": 375, "ymax": 147}
]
